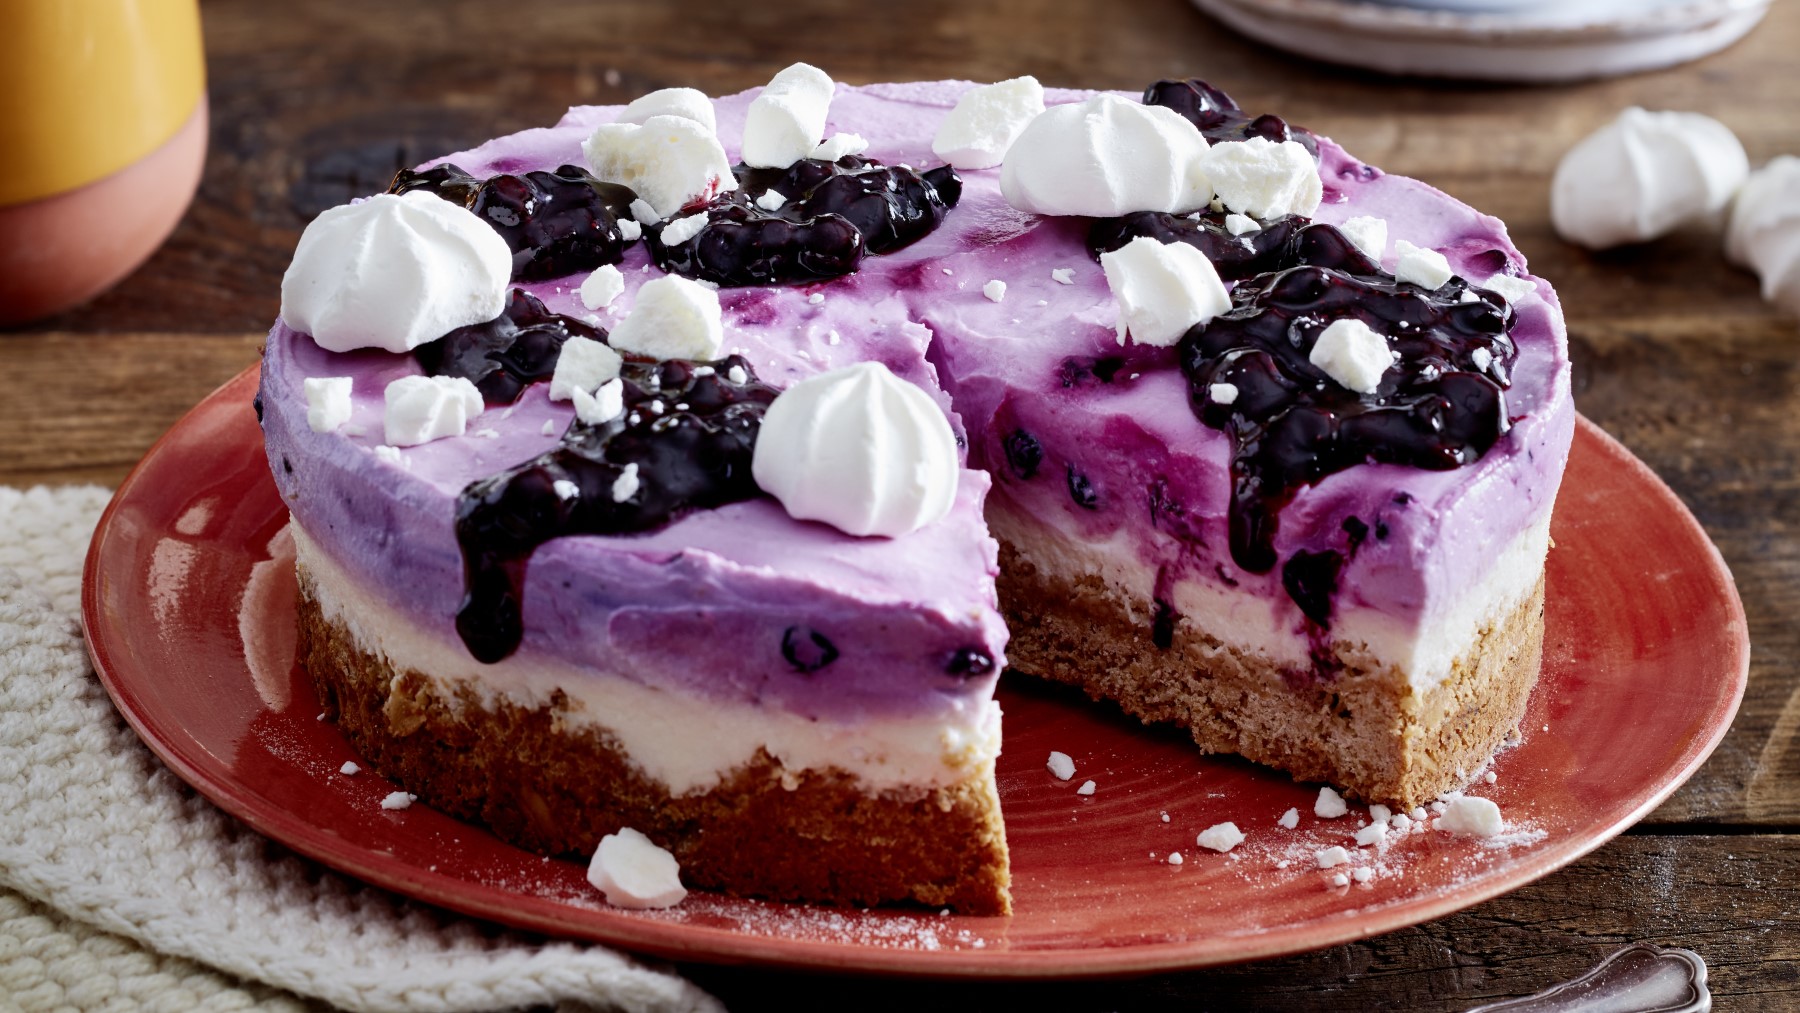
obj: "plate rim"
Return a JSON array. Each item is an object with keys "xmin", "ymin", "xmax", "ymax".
[
  {"xmin": 81, "ymin": 364, "xmax": 1749, "ymax": 978},
  {"xmin": 1192, "ymin": 0, "xmax": 1771, "ymax": 42}
]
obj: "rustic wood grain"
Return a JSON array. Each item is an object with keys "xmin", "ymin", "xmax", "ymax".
[
  {"xmin": 4, "ymin": 0, "xmax": 1797, "ymax": 1004},
  {"xmin": 682, "ymin": 835, "xmax": 1800, "ymax": 1011}
]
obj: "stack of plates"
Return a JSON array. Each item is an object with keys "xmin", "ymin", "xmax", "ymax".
[{"xmin": 1190, "ymin": 0, "xmax": 1771, "ymax": 81}]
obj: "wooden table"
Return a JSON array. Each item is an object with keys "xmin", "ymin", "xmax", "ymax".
[{"xmin": 5, "ymin": 1, "xmax": 1797, "ymax": 1007}]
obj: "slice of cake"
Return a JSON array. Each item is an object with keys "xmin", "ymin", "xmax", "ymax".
[
  {"xmin": 908, "ymin": 81, "xmax": 1572, "ymax": 808},
  {"xmin": 261, "ymin": 70, "xmax": 1571, "ymax": 914}
]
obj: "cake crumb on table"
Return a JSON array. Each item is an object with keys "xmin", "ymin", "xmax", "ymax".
[
  {"xmin": 339, "ymin": 761, "xmax": 359, "ymax": 776},
  {"xmin": 1167, "ymin": 851, "xmax": 1184, "ymax": 866},
  {"xmin": 1076, "ymin": 779, "xmax": 1096, "ymax": 795},
  {"xmin": 1046, "ymin": 751, "xmax": 1075, "ymax": 780},
  {"xmin": 1330, "ymin": 873, "xmax": 1349, "ymax": 888},
  {"xmin": 380, "ymin": 791, "xmax": 412, "ymax": 811},
  {"xmin": 1352, "ymin": 867, "xmax": 1373, "ymax": 883},
  {"xmin": 1278, "ymin": 807, "xmax": 1299, "ymax": 829},
  {"xmin": 1316, "ymin": 846, "xmax": 1350, "ymax": 869}
]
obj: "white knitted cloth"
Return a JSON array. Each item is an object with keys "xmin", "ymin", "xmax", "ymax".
[{"xmin": 0, "ymin": 486, "xmax": 721, "ymax": 1013}]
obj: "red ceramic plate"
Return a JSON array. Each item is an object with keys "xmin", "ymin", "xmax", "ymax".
[{"xmin": 84, "ymin": 366, "xmax": 1746, "ymax": 977}]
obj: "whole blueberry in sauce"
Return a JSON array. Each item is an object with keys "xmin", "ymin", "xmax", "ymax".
[
  {"xmin": 388, "ymin": 163, "xmax": 636, "ymax": 281},
  {"xmin": 782, "ymin": 626, "xmax": 841, "ymax": 673},
  {"xmin": 1088, "ymin": 213, "xmax": 1383, "ymax": 282},
  {"xmin": 1142, "ymin": 78, "xmax": 1319, "ymax": 156}
]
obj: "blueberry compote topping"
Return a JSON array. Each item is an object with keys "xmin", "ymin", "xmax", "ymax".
[
  {"xmin": 389, "ymin": 163, "xmax": 637, "ymax": 281},
  {"xmin": 414, "ymin": 288, "xmax": 605, "ymax": 405},
  {"xmin": 1091, "ymin": 80, "xmax": 1328, "ymax": 273},
  {"xmin": 453, "ymin": 356, "xmax": 778, "ymax": 662},
  {"xmin": 1142, "ymin": 78, "xmax": 1318, "ymax": 156},
  {"xmin": 1088, "ymin": 212, "xmax": 1381, "ymax": 281},
  {"xmin": 647, "ymin": 156, "xmax": 961, "ymax": 287},
  {"xmin": 1180, "ymin": 260, "xmax": 1518, "ymax": 623}
]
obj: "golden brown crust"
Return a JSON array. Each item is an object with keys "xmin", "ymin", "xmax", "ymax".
[
  {"xmin": 297, "ymin": 571, "xmax": 1012, "ymax": 915},
  {"xmin": 996, "ymin": 542, "xmax": 1544, "ymax": 810}
]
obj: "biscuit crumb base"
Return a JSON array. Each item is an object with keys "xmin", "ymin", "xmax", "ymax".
[
  {"xmin": 996, "ymin": 541, "xmax": 1543, "ymax": 811},
  {"xmin": 298, "ymin": 567, "xmax": 1012, "ymax": 915}
]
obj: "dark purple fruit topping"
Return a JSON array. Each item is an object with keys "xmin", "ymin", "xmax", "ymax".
[
  {"xmin": 1281, "ymin": 549, "xmax": 1343, "ymax": 628},
  {"xmin": 648, "ymin": 156, "xmax": 961, "ymax": 287},
  {"xmin": 1058, "ymin": 354, "xmax": 1127, "ymax": 387},
  {"xmin": 1151, "ymin": 598, "xmax": 1178, "ymax": 650},
  {"xmin": 389, "ymin": 163, "xmax": 637, "ymax": 282},
  {"xmin": 945, "ymin": 647, "xmax": 995, "ymax": 678},
  {"xmin": 1180, "ymin": 264, "xmax": 1517, "ymax": 605},
  {"xmin": 1088, "ymin": 212, "xmax": 1381, "ymax": 282},
  {"xmin": 782, "ymin": 626, "xmax": 840, "ymax": 673},
  {"xmin": 415, "ymin": 288, "xmax": 606, "ymax": 405},
  {"xmin": 1142, "ymin": 79, "xmax": 1318, "ymax": 157},
  {"xmin": 1067, "ymin": 465, "xmax": 1100, "ymax": 510},
  {"xmin": 1004, "ymin": 429, "xmax": 1043, "ymax": 480},
  {"xmin": 452, "ymin": 356, "xmax": 778, "ymax": 662}
]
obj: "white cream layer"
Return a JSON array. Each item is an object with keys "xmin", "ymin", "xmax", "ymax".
[
  {"xmin": 988, "ymin": 500, "xmax": 1552, "ymax": 696},
  {"xmin": 292, "ymin": 522, "xmax": 1003, "ymax": 797}
]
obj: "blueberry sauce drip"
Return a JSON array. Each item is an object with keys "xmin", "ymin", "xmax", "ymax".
[
  {"xmin": 1281, "ymin": 550, "xmax": 1344, "ymax": 628},
  {"xmin": 414, "ymin": 289, "xmax": 606, "ymax": 405},
  {"xmin": 1142, "ymin": 78, "xmax": 1318, "ymax": 157},
  {"xmin": 453, "ymin": 356, "xmax": 778, "ymax": 662},
  {"xmin": 1179, "ymin": 261, "xmax": 1518, "ymax": 618},
  {"xmin": 389, "ymin": 163, "xmax": 637, "ymax": 281},
  {"xmin": 647, "ymin": 156, "xmax": 961, "ymax": 287},
  {"xmin": 1151, "ymin": 598, "xmax": 1178, "ymax": 650}
]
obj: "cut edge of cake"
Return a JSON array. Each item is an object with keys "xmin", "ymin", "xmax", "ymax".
[
  {"xmin": 989, "ymin": 500, "xmax": 1553, "ymax": 810},
  {"xmin": 292, "ymin": 522, "xmax": 1013, "ymax": 914}
]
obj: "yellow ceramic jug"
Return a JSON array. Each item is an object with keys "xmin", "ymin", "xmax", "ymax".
[{"xmin": 0, "ymin": 0, "xmax": 207, "ymax": 326}]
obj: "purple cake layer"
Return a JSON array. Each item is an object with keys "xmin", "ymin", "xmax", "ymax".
[
  {"xmin": 262, "ymin": 247, "xmax": 1008, "ymax": 723},
  {"xmin": 262, "ymin": 79, "xmax": 1572, "ymax": 727}
]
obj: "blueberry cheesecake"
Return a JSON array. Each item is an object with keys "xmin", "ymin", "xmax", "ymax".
[{"xmin": 261, "ymin": 68, "xmax": 1572, "ymax": 915}]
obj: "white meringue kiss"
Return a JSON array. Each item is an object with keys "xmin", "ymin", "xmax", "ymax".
[
  {"xmin": 280, "ymin": 191, "xmax": 511, "ymax": 354},
  {"xmin": 752, "ymin": 361, "xmax": 959, "ymax": 538},
  {"xmin": 1000, "ymin": 94, "xmax": 1211, "ymax": 218},
  {"xmin": 1551, "ymin": 107, "xmax": 1748, "ymax": 249},
  {"xmin": 1726, "ymin": 156, "xmax": 1800, "ymax": 322}
]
